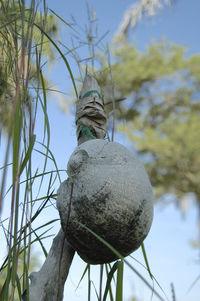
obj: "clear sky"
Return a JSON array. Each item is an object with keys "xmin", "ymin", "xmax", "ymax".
[{"xmin": 1, "ymin": 0, "xmax": 200, "ymax": 300}]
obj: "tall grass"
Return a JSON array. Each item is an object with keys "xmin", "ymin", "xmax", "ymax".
[
  {"xmin": 0, "ymin": 1, "xmax": 168, "ymax": 301},
  {"xmin": 0, "ymin": 1, "xmax": 66, "ymax": 299}
]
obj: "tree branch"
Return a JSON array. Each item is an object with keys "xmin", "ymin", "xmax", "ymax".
[{"xmin": 26, "ymin": 229, "xmax": 75, "ymax": 301}]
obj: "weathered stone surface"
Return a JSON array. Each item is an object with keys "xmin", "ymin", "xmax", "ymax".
[{"xmin": 57, "ymin": 139, "xmax": 153, "ymax": 264}]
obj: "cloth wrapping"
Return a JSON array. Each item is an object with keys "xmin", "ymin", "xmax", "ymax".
[{"xmin": 76, "ymin": 74, "xmax": 107, "ymax": 144}]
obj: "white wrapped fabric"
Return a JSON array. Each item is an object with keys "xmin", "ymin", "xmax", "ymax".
[{"xmin": 76, "ymin": 74, "xmax": 107, "ymax": 145}]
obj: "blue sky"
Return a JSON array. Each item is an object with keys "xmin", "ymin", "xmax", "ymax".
[{"xmin": 1, "ymin": 0, "xmax": 200, "ymax": 300}]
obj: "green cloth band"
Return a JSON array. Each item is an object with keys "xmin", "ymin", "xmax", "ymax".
[
  {"xmin": 79, "ymin": 125, "xmax": 96, "ymax": 139},
  {"xmin": 80, "ymin": 90, "xmax": 102, "ymax": 99}
]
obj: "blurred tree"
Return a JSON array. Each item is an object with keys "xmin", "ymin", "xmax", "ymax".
[
  {"xmin": 129, "ymin": 297, "xmax": 138, "ymax": 301},
  {"xmin": 114, "ymin": 0, "xmax": 173, "ymax": 42},
  {"xmin": 0, "ymin": 0, "xmax": 59, "ymax": 131},
  {"xmin": 98, "ymin": 40, "xmax": 200, "ymax": 216},
  {"xmin": 0, "ymin": 248, "xmax": 41, "ymax": 300}
]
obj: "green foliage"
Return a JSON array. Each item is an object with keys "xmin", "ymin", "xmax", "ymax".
[
  {"xmin": 115, "ymin": 260, "xmax": 124, "ymax": 301},
  {"xmin": 99, "ymin": 40, "xmax": 200, "ymax": 209},
  {"xmin": 0, "ymin": 249, "xmax": 41, "ymax": 301},
  {"xmin": 0, "ymin": 0, "xmax": 59, "ymax": 131},
  {"xmin": 129, "ymin": 298, "xmax": 138, "ymax": 301},
  {"xmin": 112, "ymin": 41, "xmax": 185, "ymax": 95},
  {"xmin": 0, "ymin": 1, "xmax": 69, "ymax": 300}
]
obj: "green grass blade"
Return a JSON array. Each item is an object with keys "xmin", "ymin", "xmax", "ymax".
[
  {"xmin": 31, "ymin": 228, "xmax": 48, "ymax": 258},
  {"xmin": 116, "ymin": 260, "xmax": 124, "ymax": 301},
  {"xmin": 37, "ymin": 88, "xmax": 50, "ymax": 191},
  {"xmin": 12, "ymin": 96, "xmax": 22, "ymax": 182},
  {"xmin": 4, "ymin": 170, "xmax": 65, "ymax": 199},
  {"xmin": 35, "ymin": 141, "xmax": 62, "ymax": 184},
  {"xmin": 186, "ymin": 274, "xmax": 200, "ymax": 294},
  {"xmin": 0, "ymin": 266, "xmax": 11, "ymax": 301},
  {"xmin": 77, "ymin": 222, "xmax": 167, "ymax": 301},
  {"xmin": 0, "ymin": 275, "xmax": 8, "ymax": 301},
  {"xmin": 90, "ymin": 280, "xmax": 99, "ymax": 300},
  {"xmin": 103, "ymin": 262, "xmax": 118, "ymax": 301},
  {"xmin": 15, "ymin": 273, "xmax": 22, "ymax": 300},
  {"xmin": 88, "ymin": 264, "xmax": 91, "ymax": 301},
  {"xmin": 99, "ymin": 264, "xmax": 104, "ymax": 301},
  {"xmin": 22, "ymin": 260, "xmax": 29, "ymax": 301},
  {"xmin": 33, "ymin": 22, "xmax": 78, "ymax": 98},
  {"xmin": 49, "ymin": 9, "xmax": 75, "ymax": 30},
  {"xmin": 141, "ymin": 242, "xmax": 153, "ymax": 279},
  {"xmin": 20, "ymin": 134, "xmax": 36, "ymax": 175},
  {"xmin": 105, "ymin": 265, "xmax": 114, "ymax": 301},
  {"xmin": 39, "ymin": 69, "xmax": 48, "ymax": 144},
  {"xmin": 30, "ymin": 194, "xmax": 57, "ymax": 203},
  {"xmin": 75, "ymin": 264, "xmax": 89, "ymax": 291}
]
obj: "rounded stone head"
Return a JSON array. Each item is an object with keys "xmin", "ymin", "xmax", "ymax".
[{"xmin": 57, "ymin": 139, "xmax": 153, "ymax": 264}]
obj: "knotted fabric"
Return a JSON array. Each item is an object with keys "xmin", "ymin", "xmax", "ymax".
[{"xmin": 76, "ymin": 74, "xmax": 107, "ymax": 145}]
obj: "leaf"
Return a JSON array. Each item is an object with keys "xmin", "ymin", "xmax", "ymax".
[
  {"xmin": 116, "ymin": 260, "xmax": 124, "ymax": 301},
  {"xmin": 31, "ymin": 228, "xmax": 48, "ymax": 258},
  {"xmin": 15, "ymin": 273, "xmax": 22, "ymax": 300},
  {"xmin": 12, "ymin": 95, "xmax": 22, "ymax": 182},
  {"xmin": 186, "ymin": 274, "xmax": 200, "ymax": 295},
  {"xmin": 20, "ymin": 135, "xmax": 36, "ymax": 175},
  {"xmin": 103, "ymin": 262, "xmax": 118, "ymax": 301},
  {"xmin": 141, "ymin": 242, "xmax": 153, "ymax": 279},
  {"xmin": 75, "ymin": 264, "xmax": 89, "ymax": 291},
  {"xmin": 49, "ymin": 9, "xmax": 76, "ymax": 31},
  {"xmin": 33, "ymin": 22, "xmax": 78, "ymax": 98}
]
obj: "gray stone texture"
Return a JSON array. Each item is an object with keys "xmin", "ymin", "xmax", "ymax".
[{"xmin": 57, "ymin": 139, "xmax": 153, "ymax": 264}]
